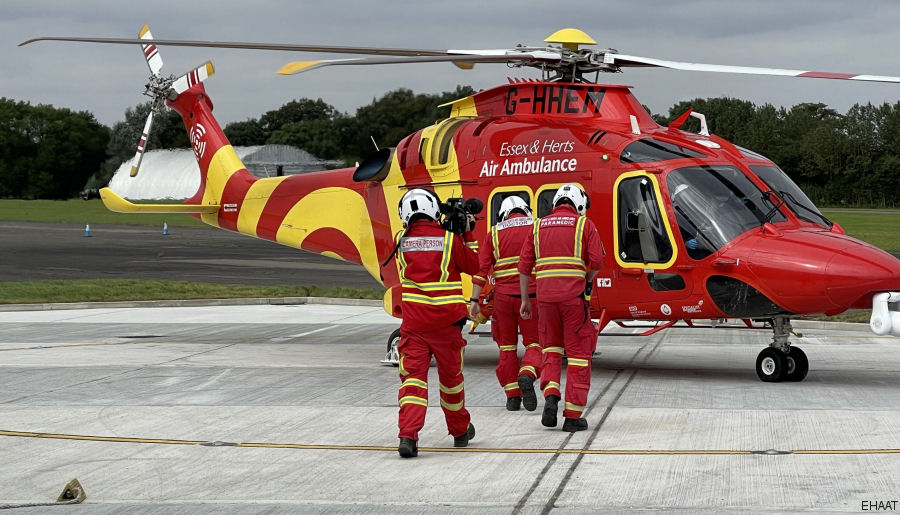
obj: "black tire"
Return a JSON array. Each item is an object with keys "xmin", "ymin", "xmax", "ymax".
[
  {"xmin": 386, "ymin": 328, "xmax": 401, "ymax": 367},
  {"xmin": 756, "ymin": 347, "xmax": 787, "ymax": 382},
  {"xmin": 784, "ymin": 346, "xmax": 809, "ymax": 382}
]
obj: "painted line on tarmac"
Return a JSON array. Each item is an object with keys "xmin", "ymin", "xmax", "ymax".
[
  {"xmin": 290, "ymin": 325, "xmax": 339, "ymax": 338},
  {"xmin": 2, "ymin": 430, "xmax": 898, "ymax": 455}
]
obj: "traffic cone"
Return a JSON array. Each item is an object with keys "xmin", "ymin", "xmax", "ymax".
[
  {"xmin": 162, "ymin": 221, "xmax": 169, "ymax": 236},
  {"xmin": 84, "ymin": 222, "xmax": 91, "ymax": 237}
]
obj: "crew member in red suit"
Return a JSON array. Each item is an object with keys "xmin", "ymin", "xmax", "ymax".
[
  {"xmin": 518, "ymin": 183, "xmax": 604, "ymax": 432},
  {"xmin": 469, "ymin": 195, "xmax": 542, "ymax": 412},
  {"xmin": 392, "ymin": 188, "xmax": 480, "ymax": 458}
]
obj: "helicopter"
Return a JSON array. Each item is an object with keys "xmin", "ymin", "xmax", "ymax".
[{"xmin": 19, "ymin": 26, "xmax": 900, "ymax": 383}]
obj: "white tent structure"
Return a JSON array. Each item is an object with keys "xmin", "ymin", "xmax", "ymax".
[{"xmin": 108, "ymin": 145, "xmax": 342, "ymax": 200}]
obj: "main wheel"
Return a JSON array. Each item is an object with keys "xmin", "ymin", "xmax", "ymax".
[
  {"xmin": 756, "ymin": 347, "xmax": 787, "ymax": 382},
  {"xmin": 384, "ymin": 328, "xmax": 401, "ymax": 366},
  {"xmin": 784, "ymin": 346, "xmax": 809, "ymax": 382}
]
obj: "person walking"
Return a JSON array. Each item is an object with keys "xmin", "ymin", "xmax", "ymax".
[
  {"xmin": 518, "ymin": 183, "xmax": 604, "ymax": 432},
  {"xmin": 469, "ymin": 195, "xmax": 542, "ymax": 412},
  {"xmin": 393, "ymin": 188, "xmax": 480, "ymax": 457}
]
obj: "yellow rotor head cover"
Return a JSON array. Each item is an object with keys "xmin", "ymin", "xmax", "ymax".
[{"xmin": 544, "ymin": 28, "xmax": 597, "ymax": 51}]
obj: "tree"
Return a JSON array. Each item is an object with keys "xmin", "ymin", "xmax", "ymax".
[
  {"xmin": 259, "ymin": 99, "xmax": 338, "ymax": 138},
  {"xmin": 663, "ymin": 97, "xmax": 758, "ymax": 143},
  {"xmin": 348, "ymin": 85, "xmax": 476, "ymax": 160},
  {"xmin": 268, "ymin": 118, "xmax": 344, "ymax": 159},
  {"xmin": 224, "ymin": 119, "xmax": 266, "ymax": 146},
  {"xmin": 0, "ymin": 98, "xmax": 109, "ymax": 199}
]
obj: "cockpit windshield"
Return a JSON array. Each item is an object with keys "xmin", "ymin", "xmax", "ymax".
[
  {"xmin": 667, "ymin": 165, "xmax": 786, "ymax": 257},
  {"xmin": 750, "ymin": 165, "xmax": 831, "ymax": 228}
]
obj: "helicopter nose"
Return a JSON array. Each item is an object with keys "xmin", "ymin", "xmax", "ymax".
[{"xmin": 825, "ymin": 244, "xmax": 900, "ymax": 310}]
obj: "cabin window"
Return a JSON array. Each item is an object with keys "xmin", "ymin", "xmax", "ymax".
[
  {"xmin": 418, "ymin": 137, "xmax": 428, "ymax": 165},
  {"xmin": 620, "ymin": 138, "xmax": 707, "ymax": 164},
  {"xmin": 647, "ymin": 273, "xmax": 686, "ymax": 291},
  {"xmin": 537, "ymin": 190, "xmax": 557, "ymax": 217},
  {"xmin": 617, "ymin": 176, "xmax": 673, "ymax": 264},
  {"xmin": 490, "ymin": 191, "xmax": 531, "ymax": 225}
]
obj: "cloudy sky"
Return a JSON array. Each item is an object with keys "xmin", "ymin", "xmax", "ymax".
[{"xmin": 4, "ymin": 0, "xmax": 900, "ymax": 128}]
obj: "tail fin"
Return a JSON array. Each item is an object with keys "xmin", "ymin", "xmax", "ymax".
[{"xmin": 166, "ymin": 82, "xmax": 257, "ymax": 231}]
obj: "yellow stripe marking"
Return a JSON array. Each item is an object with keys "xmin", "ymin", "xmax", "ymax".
[
  {"xmin": 236, "ymin": 176, "xmax": 288, "ymax": 236},
  {"xmin": 201, "ymin": 145, "xmax": 249, "ymax": 228},
  {"xmin": 3, "ymin": 430, "xmax": 895, "ymax": 455},
  {"xmin": 276, "ymin": 186, "xmax": 380, "ymax": 280}
]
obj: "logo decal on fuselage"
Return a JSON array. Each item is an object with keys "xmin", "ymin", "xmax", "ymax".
[
  {"xmin": 479, "ymin": 138, "xmax": 578, "ymax": 177},
  {"xmin": 190, "ymin": 123, "xmax": 207, "ymax": 160}
]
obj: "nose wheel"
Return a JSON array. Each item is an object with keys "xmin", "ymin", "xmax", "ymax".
[{"xmin": 755, "ymin": 317, "xmax": 809, "ymax": 382}]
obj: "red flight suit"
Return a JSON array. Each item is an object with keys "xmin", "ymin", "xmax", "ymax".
[
  {"xmin": 396, "ymin": 219, "xmax": 480, "ymax": 441},
  {"xmin": 472, "ymin": 212, "xmax": 541, "ymax": 399},
  {"xmin": 517, "ymin": 204, "xmax": 604, "ymax": 419}
]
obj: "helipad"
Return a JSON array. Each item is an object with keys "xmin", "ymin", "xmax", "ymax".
[{"xmin": 0, "ymin": 300, "xmax": 898, "ymax": 513}]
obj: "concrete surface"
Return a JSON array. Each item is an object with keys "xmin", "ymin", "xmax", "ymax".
[{"xmin": 0, "ymin": 301, "xmax": 898, "ymax": 513}]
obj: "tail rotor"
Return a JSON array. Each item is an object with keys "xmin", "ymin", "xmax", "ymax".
[{"xmin": 129, "ymin": 24, "xmax": 214, "ymax": 177}]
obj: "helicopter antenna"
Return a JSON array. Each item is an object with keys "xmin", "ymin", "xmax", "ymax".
[{"xmin": 370, "ymin": 136, "xmax": 380, "ymax": 151}]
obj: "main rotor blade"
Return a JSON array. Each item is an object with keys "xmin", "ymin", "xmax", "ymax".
[
  {"xmin": 19, "ymin": 36, "xmax": 451, "ymax": 57},
  {"xmin": 278, "ymin": 53, "xmax": 543, "ymax": 75},
  {"xmin": 608, "ymin": 53, "xmax": 900, "ymax": 84}
]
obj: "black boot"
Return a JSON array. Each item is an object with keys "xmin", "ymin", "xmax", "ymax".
[
  {"xmin": 517, "ymin": 374, "xmax": 537, "ymax": 411},
  {"xmin": 562, "ymin": 417, "xmax": 588, "ymax": 433},
  {"xmin": 398, "ymin": 437, "xmax": 418, "ymax": 458},
  {"xmin": 453, "ymin": 423, "xmax": 476, "ymax": 447},
  {"xmin": 542, "ymin": 395, "xmax": 560, "ymax": 427},
  {"xmin": 506, "ymin": 396, "xmax": 522, "ymax": 411}
]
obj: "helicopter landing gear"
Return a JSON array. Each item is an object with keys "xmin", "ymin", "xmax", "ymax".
[
  {"xmin": 381, "ymin": 328, "xmax": 401, "ymax": 366},
  {"xmin": 755, "ymin": 317, "xmax": 809, "ymax": 382},
  {"xmin": 784, "ymin": 346, "xmax": 809, "ymax": 382}
]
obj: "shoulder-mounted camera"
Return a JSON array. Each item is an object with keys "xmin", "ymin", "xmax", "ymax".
[{"xmin": 440, "ymin": 197, "xmax": 483, "ymax": 235}]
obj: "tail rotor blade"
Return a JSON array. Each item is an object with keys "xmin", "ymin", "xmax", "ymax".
[
  {"xmin": 171, "ymin": 61, "xmax": 215, "ymax": 95},
  {"xmin": 130, "ymin": 111, "xmax": 155, "ymax": 177},
  {"xmin": 138, "ymin": 24, "xmax": 163, "ymax": 76}
]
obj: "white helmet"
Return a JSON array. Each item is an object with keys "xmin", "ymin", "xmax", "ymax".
[
  {"xmin": 552, "ymin": 183, "xmax": 589, "ymax": 215},
  {"xmin": 498, "ymin": 195, "xmax": 531, "ymax": 221},
  {"xmin": 399, "ymin": 188, "xmax": 441, "ymax": 227}
]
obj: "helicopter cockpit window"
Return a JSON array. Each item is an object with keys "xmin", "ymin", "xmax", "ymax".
[
  {"xmin": 617, "ymin": 176, "xmax": 673, "ymax": 264},
  {"xmin": 620, "ymin": 138, "xmax": 708, "ymax": 164},
  {"xmin": 667, "ymin": 165, "xmax": 786, "ymax": 259},
  {"xmin": 490, "ymin": 191, "xmax": 531, "ymax": 226},
  {"xmin": 750, "ymin": 165, "xmax": 828, "ymax": 228}
]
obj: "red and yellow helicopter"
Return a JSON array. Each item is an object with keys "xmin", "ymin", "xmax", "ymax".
[{"xmin": 20, "ymin": 26, "xmax": 900, "ymax": 382}]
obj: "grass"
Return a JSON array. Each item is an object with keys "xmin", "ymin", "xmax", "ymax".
[
  {"xmin": 0, "ymin": 279, "xmax": 384, "ymax": 305},
  {"xmin": 0, "ymin": 199, "xmax": 205, "ymax": 227},
  {"xmin": 821, "ymin": 209, "xmax": 900, "ymax": 252},
  {"xmin": 3, "ymin": 200, "xmax": 900, "ymax": 249}
]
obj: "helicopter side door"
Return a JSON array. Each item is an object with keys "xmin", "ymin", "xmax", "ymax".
[{"xmin": 608, "ymin": 170, "xmax": 694, "ymax": 317}]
